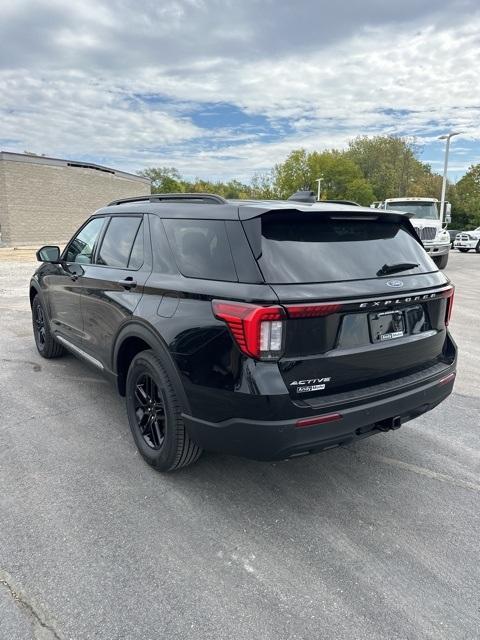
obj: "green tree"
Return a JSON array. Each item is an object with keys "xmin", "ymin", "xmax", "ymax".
[
  {"xmin": 251, "ymin": 171, "xmax": 278, "ymax": 199},
  {"xmin": 137, "ymin": 167, "xmax": 184, "ymax": 193},
  {"xmin": 449, "ymin": 164, "xmax": 480, "ymax": 229},
  {"xmin": 345, "ymin": 135, "xmax": 431, "ymax": 201},
  {"xmin": 272, "ymin": 149, "xmax": 311, "ymax": 198},
  {"xmin": 270, "ymin": 149, "xmax": 375, "ymax": 205}
]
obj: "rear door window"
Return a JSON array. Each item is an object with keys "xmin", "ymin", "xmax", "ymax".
[
  {"xmin": 256, "ymin": 212, "xmax": 434, "ymax": 283},
  {"xmin": 163, "ymin": 219, "xmax": 237, "ymax": 281},
  {"xmin": 97, "ymin": 216, "xmax": 142, "ymax": 269}
]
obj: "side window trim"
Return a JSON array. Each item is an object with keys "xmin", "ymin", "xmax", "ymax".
[
  {"xmin": 92, "ymin": 216, "xmax": 111, "ymax": 265},
  {"xmin": 126, "ymin": 219, "xmax": 145, "ymax": 270},
  {"xmin": 61, "ymin": 216, "xmax": 108, "ymax": 263},
  {"xmin": 93, "ymin": 214, "xmax": 144, "ymax": 270}
]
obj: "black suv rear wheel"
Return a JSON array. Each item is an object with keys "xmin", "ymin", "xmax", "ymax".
[
  {"xmin": 126, "ymin": 350, "xmax": 202, "ymax": 471},
  {"xmin": 32, "ymin": 296, "xmax": 65, "ymax": 358}
]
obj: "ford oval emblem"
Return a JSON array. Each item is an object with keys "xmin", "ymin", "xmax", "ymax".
[{"xmin": 386, "ymin": 280, "xmax": 404, "ymax": 288}]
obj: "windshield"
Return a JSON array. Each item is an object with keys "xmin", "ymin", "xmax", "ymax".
[{"xmin": 385, "ymin": 202, "xmax": 439, "ymax": 220}]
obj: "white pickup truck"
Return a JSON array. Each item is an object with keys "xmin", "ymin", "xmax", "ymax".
[
  {"xmin": 375, "ymin": 197, "xmax": 451, "ymax": 269},
  {"xmin": 454, "ymin": 227, "xmax": 480, "ymax": 253}
]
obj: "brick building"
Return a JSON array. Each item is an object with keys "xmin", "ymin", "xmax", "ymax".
[{"xmin": 0, "ymin": 152, "xmax": 151, "ymax": 246}]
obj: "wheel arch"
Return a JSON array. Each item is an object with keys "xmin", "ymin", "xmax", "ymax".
[
  {"xmin": 29, "ymin": 280, "xmax": 41, "ymax": 307},
  {"xmin": 113, "ymin": 323, "xmax": 191, "ymax": 414}
]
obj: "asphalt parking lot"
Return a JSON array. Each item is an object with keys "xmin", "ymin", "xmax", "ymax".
[{"xmin": 0, "ymin": 250, "xmax": 478, "ymax": 640}]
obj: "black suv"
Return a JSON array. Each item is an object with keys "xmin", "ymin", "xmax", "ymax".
[{"xmin": 30, "ymin": 194, "xmax": 457, "ymax": 471}]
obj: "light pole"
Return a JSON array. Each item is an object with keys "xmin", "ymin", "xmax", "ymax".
[
  {"xmin": 438, "ymin": 132, "xmax": 461, "ymax": 224},
  {"xmin": 315, "ymin": 177, "xmax": 323, "ymax": 201}
]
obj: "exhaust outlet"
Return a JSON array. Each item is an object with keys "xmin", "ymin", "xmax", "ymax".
[{"xmin": 376, "ymin": 416, "xmax": 402, "ymax": 432}]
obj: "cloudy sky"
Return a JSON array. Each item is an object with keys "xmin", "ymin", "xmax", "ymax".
[{"xmin": 1, "ymin": 0, "xmax": 479, "ymax": 181}]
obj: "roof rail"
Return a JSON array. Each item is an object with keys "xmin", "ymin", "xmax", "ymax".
[{"xmin": 108, "ymin": 193, "xmax": 227, "ymax": 206}]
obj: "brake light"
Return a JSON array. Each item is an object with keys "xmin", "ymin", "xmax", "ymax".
[
  {"xmin": 212, "ymin": 300, "xmax": 285, "ymax": 360},
  {"xmin": 286, "ymin": 303, "xmax": 342, "ymax": 318},
  {"xmin": 442, "ymin": 287, "xmax": 455, "ymax": 326}
]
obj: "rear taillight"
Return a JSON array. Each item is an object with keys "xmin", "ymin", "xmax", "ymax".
[
  {"xmin": 442, "ymin": 287, "xmax": 455, "ymax": 326},
  {"xmin": 212, "ymin": 300, "xmax": 285, "ymax": 360}
]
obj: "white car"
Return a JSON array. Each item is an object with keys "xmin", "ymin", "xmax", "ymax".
[{"xmin": 454, "ymin": 227, "xmax": 480, "ymax": 252}]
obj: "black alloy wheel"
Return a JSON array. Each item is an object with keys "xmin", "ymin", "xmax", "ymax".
[
  {"xmin": 34, "ymin": 302, "xmax": 46, "ymax": 350},
  {"xmin": 125, "ymin": 349, "xmax": 202, "ymax": 471},
  {"xmin": 134, "ymin": 373, "xmax": 166, "ymax": 450},
  {"xmin": 31, "ymin": 296, "xmax": 64, "ymax": 358}
]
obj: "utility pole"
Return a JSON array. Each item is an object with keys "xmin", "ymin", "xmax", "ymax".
[
  {"xmin": 315, "ymin": 177, "xmax": 323, "ymax": 201},
  {"xmin": 438, "ymin": 132, "xmax": 461, "ymax": 223}
]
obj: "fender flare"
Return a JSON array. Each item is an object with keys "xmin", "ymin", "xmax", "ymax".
[{"xmin": 112, "ymin": 321, "xmax": 191, "ymax": 415}]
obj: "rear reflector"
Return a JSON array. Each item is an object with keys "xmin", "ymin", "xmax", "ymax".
[
  {"xmin": 437, "ymin": 372, "xmax": 456, "ymax": 386},
  {"xmin": 212, "ymin": 300, "xmax": 285, "ymax": 360},
  {"xmin": 286, "ymin": 303, "xmax": 342, "ymax": 319},
  {"xmin": 295, "ymin": 413, "xmax": 342, "ymax": 429}
]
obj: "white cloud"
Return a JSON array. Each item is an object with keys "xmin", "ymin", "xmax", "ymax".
[{"xmin": 0, "ymin": 1, "xmax": 479, "ymax": 180}]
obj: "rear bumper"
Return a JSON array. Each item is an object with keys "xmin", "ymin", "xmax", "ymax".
[{"xmin": 182, "ymin": 362, "xmax": 457, "ymax": 461}]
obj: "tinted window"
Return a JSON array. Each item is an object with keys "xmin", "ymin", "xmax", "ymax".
[
  {"xmin": 257, "ymin": 213, "xmax": 435, "ymax": 283},
  {"xmin": 97, "ymin": 217, "xmax": 142, "ymax": 268},
  {"xmin": 163, "ymin": 219, "xmax": 237, "ymax": 281},
  {"xmin": 149, "ymin": 215, "xmax": 177, "ymax": 274},
  {"xmin": 65, "ymin": 217, "xmax": 105, "ymax": 264}
]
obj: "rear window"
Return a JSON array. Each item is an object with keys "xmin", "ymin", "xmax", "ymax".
[
  {"xmin": 163, "ymin": 219, "xmax": 237, "ymax": 281},
  {"xmin": 256, "ymin": 213, "xmax": 434, "ymax": 283}
]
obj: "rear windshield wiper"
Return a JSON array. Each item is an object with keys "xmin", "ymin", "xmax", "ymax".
[{"xmin": 377, "ymin": 262, "xmax": 419, "ymax": 276}]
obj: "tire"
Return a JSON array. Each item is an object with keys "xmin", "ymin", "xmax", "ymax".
[
  {"xmin": 458, "ymin": 248, "xmax": 470, "ymax": 253},
  {"xmin": 32, "ymin": 295, "xmax": 65, "ymax": 358},
  {"xmin": 475, "ymin": 241, "xmax": 480, "ymax": 254},
  {"xmin": 432, "ymin": 254, "xmax": 449, "ymax": 269},
  {"xmin": 125, "ymin": 349, "xmax": 202, "ymax": 471}
]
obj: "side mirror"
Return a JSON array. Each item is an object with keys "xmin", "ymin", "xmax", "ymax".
[
  {"xmin": 445, "ymin": 213, "xmax": 452, "ymax": 224},
  {"xmin": 36, "ymin": 245, "xmax": 61, "ymax": 263}
]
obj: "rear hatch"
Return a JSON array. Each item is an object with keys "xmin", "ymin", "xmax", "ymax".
[{"xmin": 242, "ymin": 208, "xmax": 453, "ymax": 399}]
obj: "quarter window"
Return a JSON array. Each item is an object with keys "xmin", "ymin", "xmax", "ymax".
[
  {"xmin": 149, "ymin": 215, "xmax": 177, "ymax": 274},
  {"xmin": 163, "ymin": 219, "xmax": 237, "ymax": 281},
  {"xmin": 65, "ymin": 217, "xmax": 105, "ymax": 264},
  {"xmin": 97, "ymin": 217, "xmax": 142, "ymax": 269}
]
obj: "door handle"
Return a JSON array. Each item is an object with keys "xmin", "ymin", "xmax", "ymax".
[{"xmin": 118, "ymin": 277, "xmax": 137, "ymax": 289}]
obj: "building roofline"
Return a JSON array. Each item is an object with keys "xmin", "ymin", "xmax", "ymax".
[{"xmin": 0, "ymin": 151, "xmax": 150, "ymax": 183}]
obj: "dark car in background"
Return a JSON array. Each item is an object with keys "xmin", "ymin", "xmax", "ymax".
[
  {"xmin": 30, "ymin": 194, "xmax": 457, "ymax": 471},
  {"xmin": 447, "ymin": 229, "xmax": 461, "ymax": 248}
]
